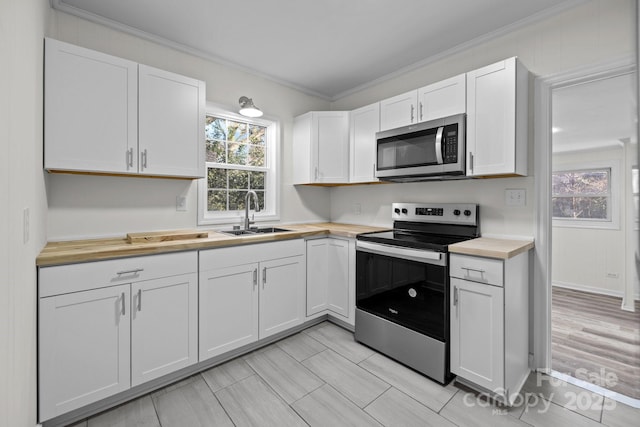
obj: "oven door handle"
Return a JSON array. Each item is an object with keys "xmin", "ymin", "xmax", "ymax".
[{"xmin": 356, "ymin": 241, "xmax": 443, "ymax": 264}]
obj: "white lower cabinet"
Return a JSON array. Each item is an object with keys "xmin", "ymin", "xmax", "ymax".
[
  {"xmin": 199, "ymin": 240, "xmax": 305, "ymax": 361},
  {"xmin": 131, "ymin": 273, "xmax": 198, "ymax": 386},
  {"xmin": 449, "ymin": 252, "xmax": 529, "ymax": 405},
  {"xmin": 305, "ymin": 237, "xmax": 352, "ymax": 322},
  {"xmin": 38, "ymin": 252, "xmax": 198, "ymax": 422},
  {"xmin": 39, "ymin": 285, "xmax": 131, "ymax": 420}
]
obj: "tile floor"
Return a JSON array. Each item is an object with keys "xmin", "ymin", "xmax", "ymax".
[{"xmin": 70, "ymin": 322, "xmax": 639, "ymax": 427}]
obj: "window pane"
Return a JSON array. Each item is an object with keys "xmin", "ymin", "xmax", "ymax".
[
  {"xmin": 229, "ymin": 190, "xmax": 246, "ymax": 211},
  {"xmin": 208, "ymin": 190, "xmax": 227, "ymax": 211},
  {"xmin": 227, "ymin": 121, "xmax": 248, "ymax": 142},
  {"xmin": 228, "ymin": 142, "xmax": 248, "ymax": 165},
  {"xmin": 207, "ymin": 168, "xmax": 227, "ymax": 189},
  {"xmin": 205, "ymin": 117, "xmax": 226, "ymax": 141},
  {"xmin": 249, "ymin": 171, "xmax": 265, "ymax": 190},
  {"xmin": 206, "ymin": 140, "xmax": 226, "ymax": 163},
  {"xmin": 552, "ymin": 170, "xmax": 609, "ymax": 196},
  {"xmin": 228, "ymin": 169, "xmax": 248, "ymax": 190},
  {"xmin": 256, "ymin": 190, "xmax": 265, "ymax": 210},
  {"xmin": 552, "ymin": 196, "xmax": 608, "ymax": 219},
  {"xmin": 248, "ymin": 144, "xmax": 266, "ymax": 166},
  {"xmin": 249, "ymin": 125, "xmax": 266, "ymax": 145}
]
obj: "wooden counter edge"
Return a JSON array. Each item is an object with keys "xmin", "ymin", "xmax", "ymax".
[
  {"xmin": 449, "ymin": 238, "xmax": 534, "ymax": 260},
  {"xmin": 36, "ymin": 223, "xmax": 389, "ymax": 267}
]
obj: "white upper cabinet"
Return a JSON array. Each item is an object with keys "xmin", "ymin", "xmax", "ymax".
[
  {"xmin": 466, "ymin": 57, "xmax": 528, "ymax": 177},
  {"xmin": 379, "ymin": 90, "xmax": 418, "ymax": 131},
  {"xmin": 138, "ymin": 65, "xmax": 205, "ymax": 178},
  {"xmin": 349, "ymin": 102, "xmax": 380, "ymax": 183},
  {"xmin": 45, "ymin": 38, "xmax": 138, "ymax": 174},
  {"xmin": 417, "ymin": 73, "xmax": 466, "ymax": 122},
  {"xmin": 44, "ymin": 38, "xmax": 205, "ymax": 179},
  {"xmin": 293, "ymin": 111, "xmax": 349, "ymax": 184}
]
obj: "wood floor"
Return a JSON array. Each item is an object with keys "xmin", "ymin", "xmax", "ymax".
[{"xmin": 552, "ymin": 287, "xmax": 640, "ymax": 399}]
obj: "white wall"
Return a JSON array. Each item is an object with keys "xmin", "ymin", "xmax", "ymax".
[
  {"xmin": 552, "ymin": 147, "xmax": 627, "ymax": 296},
  {"xmin": 0, "ymin": 1, "xmax": 49, "ymax": 426},
  {"xmin": 329, "ymin": 0, "xmax": 635, "ymax": 238},
  {"xmin": 46, "ymin": 10, "xmax": 333, "ymax": 240}
]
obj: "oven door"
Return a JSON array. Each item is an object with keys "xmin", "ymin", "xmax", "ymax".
[{"xmin": 355, "ymin": 241, "xmax": 449, "ymax": 342}]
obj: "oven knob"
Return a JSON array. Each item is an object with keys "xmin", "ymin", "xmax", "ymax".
[
  {"xmin": 394, "ymin": 208, "xmax": 401, "ymax": 214},
  {"xmin": 464, "ymin": 209, "xmax": 472, "ymax": 216},
  {"xmin": 401, "ymin": 208, "xmax": 408, "ymax": 214},
  {"xmin": 453, "ymin": 209, "xmax": 461, "ymax": 216}
]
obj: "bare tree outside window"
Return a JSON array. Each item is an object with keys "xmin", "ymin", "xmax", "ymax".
[{"xmin": 552, "ymin": 168, "xmax": 610, "ymax": 220}]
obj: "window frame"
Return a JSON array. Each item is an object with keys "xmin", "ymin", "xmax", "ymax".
[
  {"xmin": 551, "ymin": 160, "xmax": 620, "ymax": 230},
  {"xmin": 198, "ymin": 102, "xmax": 280, "ymax": 226}
]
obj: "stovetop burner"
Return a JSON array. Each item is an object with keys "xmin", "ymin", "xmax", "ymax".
[{"xmin": 357, "ymin": 202, "xmax": 480, "ymax": 251}]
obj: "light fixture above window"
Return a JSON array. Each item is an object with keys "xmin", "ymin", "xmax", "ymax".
[{"xmin": 238, "ymin": 96, "xmax": 263, "ymax": 118}]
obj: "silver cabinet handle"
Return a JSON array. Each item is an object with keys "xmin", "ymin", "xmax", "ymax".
[
  {"xmin": 410, "ymin": 104, "xmax": 415, "ymax": 123},
  {"xmin": 127, "ymin": 148, "xmax": 133, "ymax": 169},
  {"xmin": 461, "ymin": 267, "xmax": 485, "ymax": 274},
  {"xmin": 262, "ymin": 267, "xmax": 267, "ymax": 288},
  {"xmin": 253, "ymin": 268, "xmax": 258, "ymax": 290},
  {"xmin": 137, "ymin": 288, "xmax": 142, "ymax": 311},
  {"xmin": 453, "ymin": 286, "xmax": 458, "ymax": 306},
  {"xmin": 419, "ymin": 102, "xmax": 423, "ymax": 121},
  {"xmin": 141, "ymin": 149, "xmax": 148, "ymax": 170},
  {"xmin": 314, "ymin": 166, "xmax": 319, "ymax": 181},
  {"xmin": 121, "ymin": 292, "xmax": 126, "ymax": 315},
  {"xmin": 469, "ymin": 152, "xmax": 474, "ymax": 173},
  {"xmin": 116, "ymin": 268, "xmax": 144, "ymax": 276}
]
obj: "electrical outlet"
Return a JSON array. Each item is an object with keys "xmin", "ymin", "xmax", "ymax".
[
  {"xmin": 176, "ymin": 196, "xmax": 187, "ymax": 212},
  {"xmin": 505, "ymin": 189, "xmax": 526, "ymax": 206},
  {"xmin": 353, "ymin": 203, "xmax": 361, "ymax": 215}
]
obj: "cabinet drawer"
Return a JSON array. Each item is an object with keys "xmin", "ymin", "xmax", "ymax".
[
  {"xmin": 199, "ymin": 239, "xmax": 304, "ymax": 270},
  {"xmin": 450, "ymin": 254, "xmax": 503, "ymax": 286},
  {"xmin": 39, "ymin": 251, "xmax": 197, "ymax": 297}
]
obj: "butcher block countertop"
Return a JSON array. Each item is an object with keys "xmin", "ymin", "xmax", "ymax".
[
  {"xmin": 449, "ymin": 237, "xmax": 534, "ymax": 260},
  {"xmin": 36, "ymin": 223, "xmax": 388, "ymax": 267}
]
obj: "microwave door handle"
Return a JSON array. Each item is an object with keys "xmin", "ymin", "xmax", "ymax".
[{"xmin": 435, "ymin": 126, "xmax": 444, "ymax": 164}]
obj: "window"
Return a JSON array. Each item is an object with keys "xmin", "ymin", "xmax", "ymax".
[
  {"xmin": 198, "ymin": 104, "xmax": 279, "ymax": 225},
  {"xmin": 552, "ymin": 163, "xmax": 619, "ymax": 229}
]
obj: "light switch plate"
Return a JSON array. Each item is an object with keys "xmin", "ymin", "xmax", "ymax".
[{"xmin": 505, "ymin": 189, "xmax": 526, "ymax": 206}]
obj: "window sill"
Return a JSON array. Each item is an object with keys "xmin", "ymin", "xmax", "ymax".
[{"xmin": 198, "ymin": 213, "xmax": 280, "ymax": 227}]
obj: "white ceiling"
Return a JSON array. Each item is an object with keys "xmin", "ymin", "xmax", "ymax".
[
  {"xmin": 552, "ymin": 73, "xmax": 636, "ymax": 153},
  {"xmin": 52, "ymin": 0, "xmax": 581, "ymax": 100}
]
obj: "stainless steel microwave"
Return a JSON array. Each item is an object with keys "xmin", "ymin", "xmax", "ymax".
[{"xmin": 375, "ymin": 113, "xmax": 465, "ymax": 181}]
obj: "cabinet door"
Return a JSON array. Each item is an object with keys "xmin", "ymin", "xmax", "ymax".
[
  {"xmin": 327, "ymin": 238, "xmax": 349, "ymax": 317},
  {"xmin": 39, "ymin": 285, "xmax": 130, "ymax": 421},
  {"xmin": 380, "ymin": 90, "xmax": 417, "ymax": 131},
  {"xmin": 466, "ymin": 58, "xmax": 517, "ymax": 176},
  {"xmin": 450, "ymin": 278, "xmax": 504, "ymax": 393},
  {"xmin": 314, "ymin": 112, "xmax": 350, "ymax": 183},
  {"xmin": 44, "ymin": 38, "xmax": 138, "ymax": 174},
  {"xmin": 199, "ymin": 263, "xmax": 259, "ymax": 361},
  {"xmin": 306, "ymin": 239, "xmax": 329, "ymax": 316},
  {"xmin": 260, "ymin": 255, "xmax": 305, "ymax": 339},
  {"xmin": 131, "ymin": 273, "xmax": 198, "ymax": 386},
  {"xmin": 138, "ymin": 64, "xmax": 205, "ymax": 178},
  {"xmin": 349, "ymin": 103, "xmax": 380, "ymax": 183},
  {"xmin": 417, "ymin": 73, "xmax": 466, "ymax": 122}
]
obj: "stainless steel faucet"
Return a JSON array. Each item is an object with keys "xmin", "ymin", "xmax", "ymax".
[{"xmin": 244, "ymin": 190, "xmax": 260, "ymax": 231}]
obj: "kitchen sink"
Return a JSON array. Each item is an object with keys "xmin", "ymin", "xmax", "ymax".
[
  {"xmin": 251, "ymin": 227, "xmax": 290, "ymax": 234},
  {"xmin": 218, "ymin": 227, "xmax": 290, "ymax": 236}
]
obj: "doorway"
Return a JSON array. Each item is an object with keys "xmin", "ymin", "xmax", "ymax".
[{"xmin": 535, "ymin": 63, "xmax": 639, "ymax": 407}]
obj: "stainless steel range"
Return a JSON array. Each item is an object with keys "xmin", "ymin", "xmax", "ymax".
[{"xmin": 355, "ymin": 202, "xmax": 479, "ymax": 384}]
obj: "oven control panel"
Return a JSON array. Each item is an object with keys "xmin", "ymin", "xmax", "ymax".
[{"xmin": 392, "ymin": 202, "xmax": 478, "ymax": 225}]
